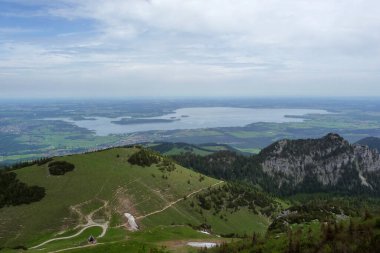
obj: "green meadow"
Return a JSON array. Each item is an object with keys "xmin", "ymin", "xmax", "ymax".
[{"xmin": 0, "ymin": 147, "xmax": 268, "ymax": 252}]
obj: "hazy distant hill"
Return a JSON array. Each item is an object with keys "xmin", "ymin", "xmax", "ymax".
[
  {"xmin": 356, "ymin": 136, "xmax": 380, "ymax": 152},
  {"xmin": 146, "ymin": 142, "xmax": 245, "ymax": 156}
]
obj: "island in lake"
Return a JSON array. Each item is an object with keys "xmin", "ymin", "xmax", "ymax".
[{"xmin": 111, "ymin": 118, "xmax": 178, "ymax": 125}]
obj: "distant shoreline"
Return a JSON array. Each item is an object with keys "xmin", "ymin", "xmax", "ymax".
[{"xmin": 111, "ymin": 118, "xmax": 178, "ymax": 125}]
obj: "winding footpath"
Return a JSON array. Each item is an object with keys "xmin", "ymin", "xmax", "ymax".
[
  {"xmin": 136, "ymin": 181, "xmax": 223, "ymax": 220},
  {"xmin": 30, "ymin": 225, "xmax": 105, "ymax": 249},
  {"xmin": 30, "ymin": 181, "xmax": 223, "ymax": 250},
  {"xmin": 30, "ymin": 200, "xmax": 109, "ymax": 249}
]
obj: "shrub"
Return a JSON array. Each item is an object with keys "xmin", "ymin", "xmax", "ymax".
[
  {"xmin": 48, "ymin": 161, "xmax": 75, "ymax": 175},
  {"xmin": 375, "ymin": 218, "xmax": 380, "ymax": 228},
  {"xmin": 0, "ymin": 171, "xmax": 45, "ymax": 208}
]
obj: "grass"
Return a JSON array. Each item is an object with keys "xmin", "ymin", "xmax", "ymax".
[
  {"xmin": 236, "ymin": 148, "xmax": 261, "ymax": 154},
  {"xmin": 29, "ymin": 227, "xmax": 104, "ymax": 253},
  {"xmin": 198, "ymin": 145, "xmax": 230, "ymax": 152},
  {"xmin": 38, "ymin": 226, "xmax": 230, "ymax": 253},
  {"xmin": 203, "ymin": 214, "xmax": 380, "ymax": 253},
  {"xmin": 161, "ymin": 147, "xmax": 212, "ymax": 156},
  {"xmin": 2, "ymin": 147, "xmax": 262, "ymax": 252}
]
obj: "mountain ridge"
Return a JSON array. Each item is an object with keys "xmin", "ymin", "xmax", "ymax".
[
  {"xmin": 171, "ymin": 133, "xmax": 380, "ymax": 195},
  {"xmin": 260, "ymin": 133, "xmax": 380, "ymax": 191}
]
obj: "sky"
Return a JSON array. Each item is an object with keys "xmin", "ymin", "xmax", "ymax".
[{"xmin": 0, "ymin": 0, "xmax": 380, "ymax": 98}]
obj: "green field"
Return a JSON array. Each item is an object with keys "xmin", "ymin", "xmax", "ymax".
[{"xmin": 3, "ymin": 104, "xmax": 380, "ymax": 164}]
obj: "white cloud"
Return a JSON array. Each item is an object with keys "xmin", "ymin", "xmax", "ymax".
[{"xmin": 1, "ymin": 0, "xmax": 380, "ymax": 97}]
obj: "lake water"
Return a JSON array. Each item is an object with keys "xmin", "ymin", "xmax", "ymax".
[{"xmin": 46, "ymin": 107, "xmax": 330, "ymax": 136}]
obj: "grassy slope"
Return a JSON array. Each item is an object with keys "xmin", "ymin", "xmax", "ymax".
[
  {"xmin": 147, "ymin": 142, "xmax": 244, "ymax": 156},
  {"xmin": 0, "ymin": 147, "xmax": 268, "ymax": 252},
  {"xmin": 147, "ymin": 143, "xmax": 214, "ymax": 156},
  {"xmin": 207, "ymin": 215, "xmax": 380, "ymax": 253},
  {"xmin": 45, "ymin": 226, "xmax": 232, "ymax": 253},
  {"xmin": 162, "ymin": 147, "xmax": 212, "ymax": 156}
]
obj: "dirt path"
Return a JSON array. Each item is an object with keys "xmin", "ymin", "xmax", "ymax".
[
  {"xmin": 48, "ymin": 243, "xmax": 105, "ymax": 253},
  {"xmin": 31, "ymin": 181, "xmax": 223, "ymax": 249},
  {"xmin": 31, "ymin": 199, "xmax": 110, "ymax": 249},
  {"xmin": 30, "ymin": 225, "xmax": 104, "ymax": 249},
  {"xmin": 136, "ymin": 181, "xmax": 223, "ymax": 220}
]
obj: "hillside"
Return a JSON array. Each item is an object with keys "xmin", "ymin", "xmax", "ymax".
[
  {"xmin": 171, "ymin": 134, "xmax": 380, "ymax": 195},
  {"xmin": 2, "ymin": 136, "xmax": 380, "ymax": 252},
  {"xmin": 356, "ymin": 136, "xmax": 380, "ymax": 152},
  {"xmin": 0, "ymin": 147, "xmax": 275, "ymax": 252},
  {"xmin": 145, "ymin": 142, "xmax": 244, "ymax": 156}
]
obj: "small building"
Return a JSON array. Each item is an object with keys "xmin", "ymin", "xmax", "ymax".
[{"xmin": 88, "ymin": 235, "xmax": 97, "ymax": 244}]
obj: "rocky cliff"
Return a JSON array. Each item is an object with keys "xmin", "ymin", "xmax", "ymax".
[{"xmin": 259, "ymin": 133, "xmax": 380, "ymax": 193}]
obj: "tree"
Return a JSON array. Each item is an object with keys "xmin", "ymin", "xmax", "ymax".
[
  {"xmin": 48, "ymin": 161, "xmax": 75, "ymax": 175},
  {"xmin": 0, "ymin": 171, "xmax": 45, "ymax": 208}
]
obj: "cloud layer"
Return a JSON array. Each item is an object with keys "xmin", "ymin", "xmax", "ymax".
[{"xmin": 1, "ymin": 0, "xmax": 380, "ymax": 97}]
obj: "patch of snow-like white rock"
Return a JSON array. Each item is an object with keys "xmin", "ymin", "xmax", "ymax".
[
  {"xmin": 358, "ymin": 171, "xmax": 372, "ymax": 188},
  {"xmin": 187, "ymin": 242, "xmax": 218, "ymax": 248},
  {"xmin": 124, "ymin": 213, "xmax": 139, "ymax": 231}
]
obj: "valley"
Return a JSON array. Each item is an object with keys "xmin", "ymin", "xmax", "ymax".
[{"xmin": 2, "ymin": 98, "xmax": 380, "ymax": 165}]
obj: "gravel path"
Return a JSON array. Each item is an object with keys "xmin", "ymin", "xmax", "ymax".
[
  {"xmin": 136, "ymin": 181, "xmax": 223, "ymax": 220},
  {"xmin": 30, "ymin": 200, "xmax": 109, "ymax": 249}
]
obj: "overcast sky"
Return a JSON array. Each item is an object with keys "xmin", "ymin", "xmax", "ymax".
[{"xmin": 1, "ymin": 0, "xmax": 380, "ymax": 98}]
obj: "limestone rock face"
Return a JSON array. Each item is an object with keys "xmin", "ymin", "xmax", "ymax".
[{"xmin": 259, "ymin": 133, "xmax": 380, "ymax": 190}]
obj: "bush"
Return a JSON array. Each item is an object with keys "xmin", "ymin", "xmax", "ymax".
[
  {"xmin": 375, "ymin": 218, "xmax": 380, "ymax": 228},
  {"xmin": 48, "ymin": 161, "xmax": 75, "ymax": 175},
  {"xmin": 0, "ymin": 171, "xmax": 45, "ymax": 208},
  {"xmin": 12, "ymin": 245, "xmax": 27, "ymax": 250}
]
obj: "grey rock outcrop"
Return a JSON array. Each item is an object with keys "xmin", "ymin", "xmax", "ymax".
[{"xmin": 259, "ymin": 133, "xmax": 380, "ymax": 190}]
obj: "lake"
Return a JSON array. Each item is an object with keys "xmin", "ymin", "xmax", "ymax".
[{"xmin": 46, "ymin": 107, "xmax": 330, "ymax": 136}]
